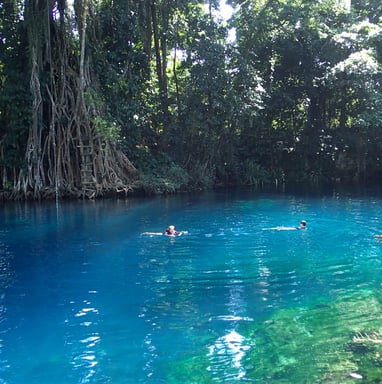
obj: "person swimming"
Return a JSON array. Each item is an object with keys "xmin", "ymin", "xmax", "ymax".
[
  {"xmin": 164, "ymin": 225, "xmax": 181, "ymax": 236},
  {"xmin": 142, "ymin": 225, "xmax": 187, "ymax": 237},
  {"xmin": 297, "ymin": 220, "xmax": 307, "ymax": 230},
  {"xmin": 263, "ymin": 220, "xmax": 307, "ymax": 231}
]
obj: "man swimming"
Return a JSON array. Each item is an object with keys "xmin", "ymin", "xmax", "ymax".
[
  {"xmin": 297, "ymin": 220, "xmax": 307, "ymax": 230},
  {"xmin": 164, "ymin": 225, "xmax": 181, "ymax": 236},
  {"xmin": 142, "ymin": 225, "xmax": 187, "ymax": 237},
  {"xmin": 263, "ymin": 220, "xmax": 307, "ymax": 231}
]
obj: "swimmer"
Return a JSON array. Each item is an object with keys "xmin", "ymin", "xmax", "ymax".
[
  {"xmin": 263, "ymin": 220, "xmax": 307, "ymax": 231},
  {"xmin": 374, "ymin": 235, "xmax": 382, "ymax": 242},
  {"xmin": 297, "ymin": 220, "xmax": 307, "ymax": 230},
  {"xmin": 141, "ymin": 225, "xmax": 187, "ymax": 237},
  {"xmin": 164, "ymin": 225, "xmax": 182, "ymax": 236}
]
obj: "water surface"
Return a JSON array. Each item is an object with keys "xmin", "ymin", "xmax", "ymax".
[{"xmin": 1, "ymin": 190, "xmax": 382, "ymax": 383}]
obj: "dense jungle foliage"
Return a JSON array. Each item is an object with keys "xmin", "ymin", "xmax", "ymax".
[{"xmin": 0, "ymin": 0, "xmax": 382, "ymax": 199}]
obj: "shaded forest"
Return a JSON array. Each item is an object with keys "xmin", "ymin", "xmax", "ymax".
[{"xmin": 0, "ymin": 0, "xmax": 382, "ymax": 199}]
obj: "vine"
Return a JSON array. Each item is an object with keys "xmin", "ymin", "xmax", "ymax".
[{"xmin": 6, "ymin": 0, "xmax": 137, "ymax": 199}]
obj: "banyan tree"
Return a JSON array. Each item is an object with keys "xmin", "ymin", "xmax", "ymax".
[{"xmin": 0, "ymin": 0, "xmax": 137, "ymax": 199}]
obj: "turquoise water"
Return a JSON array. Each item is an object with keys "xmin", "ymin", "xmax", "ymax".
[{"xmin": 2, "ymin": 190, "xmax": 382, "ymax": 383}]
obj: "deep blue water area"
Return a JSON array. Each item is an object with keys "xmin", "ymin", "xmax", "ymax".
[{"xmin": 2, "ymin": 190, "xmax": 382, "ymax": 383}]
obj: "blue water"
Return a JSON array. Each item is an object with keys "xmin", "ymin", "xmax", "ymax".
[{"xmin": 1, "ymin": 190, "xmax": 382, "ymax": 383}]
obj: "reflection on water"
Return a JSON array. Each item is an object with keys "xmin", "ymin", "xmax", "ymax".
[
  {"xmin": 1, "ymin": 193, "xmax": 382, "ymax": 382},
  {"xmin": 208, "ymin": 330, "xmax": 251, "ymax": 380},
  {"xmin": 0, "ymin": 234, "xmax": 17, "ymax": 377},
  {"xmin": 66, "ymin": 294, "xmax": 103, "ymax": 383}
]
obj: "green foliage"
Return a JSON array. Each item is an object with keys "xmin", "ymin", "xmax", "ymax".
[
  {"xmin": 0, "ymin": 0, "xmax": 31, "ymax": 174},
  {"xmin": 187, "ymin": 161, "xmax": 216, "ymax": 190},
  {"xmin": 92, "ymin": 117, "xmax": 120, "ymax": 142},
  {"xmin": 240, "ymin": 159, "xmax": 272, "ymax": 186},
  {"xmin": 138, "ymin": 168, "xmax": 189, "ymax": 195},
  {"xmin": 2, "ymin": 0, "xmax": 382, "ymax": 196},
  {"xmin": 229, "ymin": 0, "xmax": 382, "ymax": 187},
  {"xmin": 132, "ymin": 147, "xmax": 190, "ymax": 194}
]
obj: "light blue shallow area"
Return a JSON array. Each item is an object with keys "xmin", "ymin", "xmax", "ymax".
[{"xmin": 1, "ymin": 190, "xmax": 382, "ymax": 383}]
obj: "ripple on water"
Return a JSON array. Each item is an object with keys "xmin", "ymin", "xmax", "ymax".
[{"xmin": 2, "ymin": 194, "xmax": 382, "ymax": 383}]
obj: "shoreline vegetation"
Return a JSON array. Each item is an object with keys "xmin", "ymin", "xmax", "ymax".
[
  {"xmin": 0, "ymin": 180, "xmax": 365, "ymax": 201},
  {"xmin": 1, "ymin": 1, "xmax": 382, "ymax": 202},
  {"xmin": 0, "ymin": 177, "xmax": 380, "ymax": 201}
]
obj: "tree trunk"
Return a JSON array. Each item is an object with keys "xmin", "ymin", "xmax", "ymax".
[
  {"xmin": 151, "ymin": 0, "xmax": 169, "ymax": 130},
  {"xmin": 11, "ymin": 0, "xmax": 137, "ymax": 200}
]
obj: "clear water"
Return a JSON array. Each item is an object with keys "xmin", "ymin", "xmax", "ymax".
[{"xmin": 2, "ymin": 190, "xmax": 382, "ymax": 383}]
